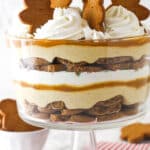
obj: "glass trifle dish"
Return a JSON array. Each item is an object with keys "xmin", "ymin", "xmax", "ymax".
[{"xmin": 8, "ymin": 0, "xmax": 150, "ymax": 127}]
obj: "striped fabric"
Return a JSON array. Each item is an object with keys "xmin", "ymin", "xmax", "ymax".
[{"xmin": 97, "ymin": 142, "xmax": 150, "ymax": 150}]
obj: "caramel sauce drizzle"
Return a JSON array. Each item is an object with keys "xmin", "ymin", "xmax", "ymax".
[
  {"xmin": 8, "ymin": 35, "xmax": 150, "ymax": 48},
  {"xmin": 15, "ymin": 76, "xmax": 150, "ymax": 92}
]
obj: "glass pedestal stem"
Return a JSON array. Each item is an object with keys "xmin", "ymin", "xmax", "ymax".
[{"xmin": 72, "ymin": 130, "xmax": 97, "ymax": 150}]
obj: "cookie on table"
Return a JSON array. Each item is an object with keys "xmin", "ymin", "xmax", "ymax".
[
  {"xmin": 121, "ymin": 123, "xmax": 150, "ymax": 143},
  {"xmin": 0, "ymin": 99, "xmax": 41, "ymax": 132}
]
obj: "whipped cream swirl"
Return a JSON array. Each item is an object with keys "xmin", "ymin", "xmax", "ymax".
[
  {"xmin": 83, "ymin": 26, "xmax": 110, "ymax": 40},
  {"xmin": 35, "ymin": 7, "xmax": 106, "ymax": 40},
  {"xmin": 35, "ymin": 8, "xmax": 86, "ymax": 40},
  {"xmin": 105, "ymin": 6, "xmax": 145, "ymax": 38}
]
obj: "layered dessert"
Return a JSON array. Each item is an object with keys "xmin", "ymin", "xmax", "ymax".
[{"xmin": 8, "ymin": 0, "xmax": 150, "ymax": 123}]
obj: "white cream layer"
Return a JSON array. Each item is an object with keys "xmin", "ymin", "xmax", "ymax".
[{"xmin": 14, "ymin": 66, "xmax": 150, "ymax": 86}]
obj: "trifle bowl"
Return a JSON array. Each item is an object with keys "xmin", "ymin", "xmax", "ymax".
[
  {"xmin": 7, "ymin": 0, "xmax": 150, "ymax": 130},
  {"xmin": 8, "ymin": 35, "xmax": 150, "ymax": 129}
]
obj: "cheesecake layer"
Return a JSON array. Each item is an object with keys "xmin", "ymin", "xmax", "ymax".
[
  {"xmin": 16, "ymin": 84, "xmax": 149, "ymax": 109},
  {"xmin": 14, "ymin": 66, "xmax": 150, "ymax": 86},
  {"xmin": 9, "ymin": 36, "xmax": 150, "ymax": 63}
]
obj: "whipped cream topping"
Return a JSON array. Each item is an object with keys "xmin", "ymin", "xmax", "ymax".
[
  {"xmin": 9, "ymin": 17, "xmax": 33, "ymax": 38},
  {"xmin": 143, "ymin": 23, "xmax": 150, "ymax": 34},
  {"xmin": 34, "ymin": 7, "xmax": 105, "ymax": 40},
  {"xmin": 83, "ymin": 26, "xmax": 110, "ymax": 40},
  {"xmin": 105, "ymin": 6, "xmax": 145, "ymax": 38},
  {"xmin": 11, "ymin": 5, "xmax": 149, "ymax": 39},
  {"xmin": 35, "ymin": 8, "xmax": 82, "ymax": 40}
]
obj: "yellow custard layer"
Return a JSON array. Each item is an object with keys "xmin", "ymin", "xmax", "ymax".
[
  {"xmin": 16, "ymin": 84, "xmax": 149, "ymax": 109},
  {"xmin": 9, "ymin": 36, "xmax": 150, "ymax": 63},
  {"xmin": 15, "ymin": 74, "xmax": 150, "ymax": 109}
]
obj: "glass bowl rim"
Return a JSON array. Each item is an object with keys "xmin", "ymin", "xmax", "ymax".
[{"xmin": 7, "ymin": 34, "xmax": 150, "ymax": 43}]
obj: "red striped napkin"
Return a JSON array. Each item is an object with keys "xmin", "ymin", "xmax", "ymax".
[{"xmin": 96, "ymin": 142, "xmax": 150, "ymax": 150}]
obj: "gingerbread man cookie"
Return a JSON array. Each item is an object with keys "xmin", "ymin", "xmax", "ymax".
[
  {"xmin": 109, "ymin": 0, "xmax": 150, "ymax": 20},
  {"xmin": 19, "ymin": 0, "xmax": 54, "ymax": 34},
  {"xmin": 82, "ymin": 0, "xmax": 105, "ymax": 31},
  {"xmin": 121, "ymin": 123, "xmax": 150, "ymax": 143},
  {"xmin": 0, "ymin": 110, "xmax": 5, "ymax": 129},
  {"xmin": 0, "ymin": 99, "xmax": 41, "ymax": 131},
  {"xmin": 50, "ymin": 0, "xmax": 72, "ymax": 8},
  {"xmin": 0, "ymin": 99, "xmax": 18, "ymax": 131}
]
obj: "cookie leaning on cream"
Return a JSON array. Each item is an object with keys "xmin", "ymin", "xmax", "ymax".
[
  {"xmin": 19, "ymin": 0, "xmax": 54, "ymax": 34},
  {"xmin": 10, "ymin": 0, "xmax": 149, "ymax": 39}
]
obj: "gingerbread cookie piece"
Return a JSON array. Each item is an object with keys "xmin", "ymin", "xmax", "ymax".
[
  {"xmin": 82, "ymin": 0, "xmax": 105, "ymax": 31},
  {"xmin": 0, "ymin": 110, "xmax": 5, "ymax": 129},
  {"xmin": 19, "ymin": 0, "xmax": 54, "ymax": 34},
  {"xmin": 50, "ymin": 0, "xmax": 72, "ymax": 8},
  {"xmin": 70, "ymin": 115, "xmax": 96, "ymax": 123},
  {"xmin": 0, "ymin": 99, "xmax": 41, "ymax": 131},
  {"xmin": 40, "ymin": 64, "xmax": 66, "ymax": 72},
  {"xmin": 50, "ymin": 114, "xmax": 69, "ymax": 122},
  {"xmin": 121, "ymin": 123, "xmax": 150, "ymax": 143},
  {"xmin": 109, "ymin": 0, "xmax": 150, "ymax": 20}
]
